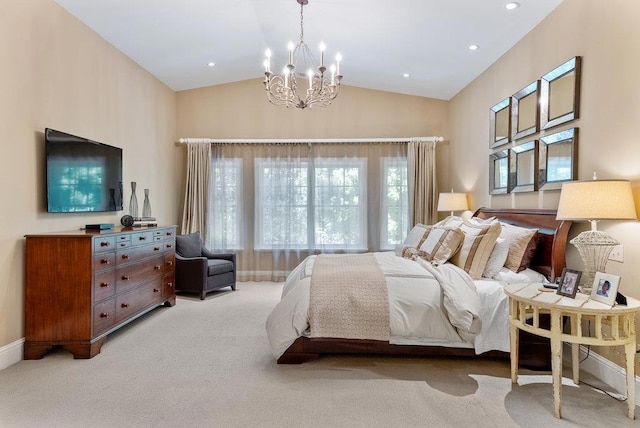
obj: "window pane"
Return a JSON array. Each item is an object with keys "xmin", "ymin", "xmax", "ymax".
[{"xmin": 209, "ymin": 158, "xmax": 242, "ymax": 250}]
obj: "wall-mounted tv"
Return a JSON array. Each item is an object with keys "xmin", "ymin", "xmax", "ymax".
[{"xmin": 45, "ymin": 128, "xmax": 123, "ymax": 213}]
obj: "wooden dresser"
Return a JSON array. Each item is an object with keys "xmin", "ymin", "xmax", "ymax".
[{"xmin": 24, "ymin": 225, "xmax": 176, "ymax": 359}]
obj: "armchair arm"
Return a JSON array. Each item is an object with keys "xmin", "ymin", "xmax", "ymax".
[
  {"xmin": 200, "ymin": 247, "xmax": 236, "ymax": 265},
  {"xmin": 175, "ymin": 254, "xmax": 208, "ymax": 290}
]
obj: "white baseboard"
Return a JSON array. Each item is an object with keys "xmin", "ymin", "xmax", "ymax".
[
  {"xmin": 564, "ymin": 343, "xmax": 640, "ymax": 406},
  {"xmin": 0, "ymin": 338, "xmax": 24, "ymax": 371}
]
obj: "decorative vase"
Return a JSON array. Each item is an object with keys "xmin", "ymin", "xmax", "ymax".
[
  {"xmin": 129, "ymin": 182, "xmax": 139, "ymax": 217},
  {"xmin": 142, "ymin": 189, "xmax": 152, "ymax": 217}
]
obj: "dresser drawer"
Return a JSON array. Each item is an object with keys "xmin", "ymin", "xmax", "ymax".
[
  {"xmin": 130, "ymin": 231, "xmax": 154, "ymax": 246},
  {"xmin": 93, "ymin": 298, "xmax": 116, "ymax": 336},
  {"xmin": 115, "ymin": 255, "xmax": 163, "ymax": 293},
  {"xmin": 116, "ymin": 282, "xmax": 162, "ymax": 323},
  {"xmin": 162, "ymin": 240, "xmax": 175, "ymax": 252},
  {"xmin": 93, "ymin": 236, "xmax": 116, "ymax": 253},
  {"xmin": 154, "ymin": 228, "xmax": 175, "ymax": 241},
  {"xmin": 93, "ymin": 253, "xmax": 116, "ymax": 271},
  {"xmin": 163, "ymin": 252, "xmax": 175, "ymax": 273},
  {"xmin": 94, "ymin": 269, "xmax": 116, "ymax": 302},
  {"xmin": 116, "ymin": 245, "xmax": 163, "ymax": 266},
  {"xmin": 163, "ymin": 273, "xmax": 175, "ymax": 300}
]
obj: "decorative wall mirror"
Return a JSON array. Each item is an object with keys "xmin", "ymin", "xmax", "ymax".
[
  {"xmin": 511, "ymin": 81, "xmax": 540, "ymax": 141},
  {"xmin": 490, "ymin": 97, "xmax": 511, "ymax": 148},
  {"xmin": 538, "ymin": 128, "xmax": 578, "ymax": 190},
  {"xmin": 489, "ymin": 149, "xmax": 509, "ymax": 195},
  {"xmin": 540, "ymin": 56, "xmax": 582, "ymax": 130},
  {"xmin": 508, "ymin": 140, "xmax": 538, "ymax": 193}
]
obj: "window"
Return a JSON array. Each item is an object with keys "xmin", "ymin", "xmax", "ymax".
[
  {"xmin": 208, "ymin": 158, "xmax": 242, "ymax": 250},
  {"xmin": 255, "ymin": 157, "xmax": 367, "ymax": 250},
  {"xmin": 380, "ymin": 158, "xmax": 409, "ymax": 250}
]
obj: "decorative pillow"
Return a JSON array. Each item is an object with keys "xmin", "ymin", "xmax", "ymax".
[
  {"xmin": 450, "ymin": 221, "xmax": 502, "ymax": 280},
  {"xmin": 500, "ymin": 223, "xmax": 539, "ymax": 273},
  {"xmin": 395, "ymin": 224, "xmax": 430, "ymax": 256},
  {"xmin": 176, "ymin": 232, "xmax": 202, "ymax": 258},
  {"xmin": 434, "ymin": 215, "xmax": 464, "ymax": 228},
  {"xmin": 416, "ymin": 227, "xmax": 464, "ymax": 265},
  {"xmin": 482, "ymin": 237, "xmax": 509, "ymax": 278}
]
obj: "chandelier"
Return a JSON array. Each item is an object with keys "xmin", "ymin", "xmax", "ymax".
[{"xmin": 263, "ymin": 0, "xmax": 342, "ymax": 109}]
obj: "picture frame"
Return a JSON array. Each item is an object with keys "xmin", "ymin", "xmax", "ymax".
[
  {"xmin": 590, "ymin": 272, "xmax": 620, "ymax": 306},
  {"xmin": 557, "ymin": 268, "xmax": 581, "ymax": 298}
]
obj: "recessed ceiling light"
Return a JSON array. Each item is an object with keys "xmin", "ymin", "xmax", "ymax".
[
  {"xmin": 403, "ymin": 73, "xmax": 411, "ymax": 78},
  {"xmin": 207, "ymin": 62, "xmax": 215, "ymax": 67},
  {"xmin": 468, "ymin": 44, "xmax": 479, "ymax": 51},
  {"xmin": 505, "ymin": 2, "xmax": 520, "ymax": 10}
]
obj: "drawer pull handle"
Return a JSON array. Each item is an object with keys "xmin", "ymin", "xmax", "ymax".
[
  {"xmin": 120, "ymin": 243, "xmax": 127, "ymax": 247},
  {"xmin": 121, "ymin": 303, "xmax": 129, "ymax": 308},
  {"xmin": 167, "ymin": 282, "xmax": 173, "ymax": 288},
  {"xmin": 101, "ymin": 259, "xmax": 110, "ymax": 265},
  {"xmin": 100, "ymin": 282, "xmax": 110, "ymax": 288},
  {"xmin": 100, "ymin": 313, "xmax": 110, "ymax": 318},
  {"xmin": 100, "ymin": 242, "xmax": 110, "ymax": 247},
  {"xmin": 121, "ymin": 255, "xmax": 130, "ymax": 260},
  {"xmin": 166, "ymin": 244, "xmax": 173, "ymax": 249},
  {"xmin": 153, "ymin": 288, "xmax": 160, "ymax": 293},
  {"xmin": 154, "ymin": 247, "xmax": 161, "ymax": 251},
  {"xmin": 154, "ymin": 265, "xmax": 161, "ymax": 270},
  {"xmin": 121, "ymin": 275, "xmax": 130, "ymax": 280},
  {"xmin": 166, "ymin": 232, "xmax": 173, "ymax": 236},
  {"xmin": 139, "ymin": 236, "xmax": 146, "ymax": 241},
  {"xmin": 167, "ymin": 260, "xmax": 173, "ymax": 266}
]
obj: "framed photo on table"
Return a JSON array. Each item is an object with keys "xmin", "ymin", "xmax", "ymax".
[
  {"xmin": 557, "ymin": 268, "xmax": 581, "ymax": 298},
  {"xmin": 590, "ymin": 272, "xmax": 620, "ymax": 306}
]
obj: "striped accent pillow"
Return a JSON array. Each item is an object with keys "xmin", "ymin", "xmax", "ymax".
[
  {"xmin": 395, "ymin": 224, "xmax": 430, "ymax": 256},
  {"xmin": 416, "ymin": 227, "xmax": 464, "ymax": 265},
  {"xmin": 450, "ymin": 221, "xmax": 502, "ymax": 279},
  {"xmin": 500, "ymin": 223, "xmax": 539, "ymax": 272}
]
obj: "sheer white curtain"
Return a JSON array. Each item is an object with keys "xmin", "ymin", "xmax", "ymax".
[
  {"xmin": 407, "ymin": 140, "xmax": 438, "ymax": 226},
  {"xmin": 206, "ymin": 142, "xmax": 407, "ymax": 281},
  {"xmin": 180, "ymin": 143, "xmax": 211, "ymax": 240}
]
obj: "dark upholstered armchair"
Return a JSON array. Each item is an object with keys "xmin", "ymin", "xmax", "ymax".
[{"xmin": 175, "ymin": 232, "xmax": 236, "ymax": 300}]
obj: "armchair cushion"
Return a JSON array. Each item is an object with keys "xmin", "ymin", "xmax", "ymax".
[
  {"xmin": 208, "ymin": 259, "xmax": 234, "ymax": 276},
  {"xmin": 176, "ymin": 232, "xmax": 202, "ymax": 258}
]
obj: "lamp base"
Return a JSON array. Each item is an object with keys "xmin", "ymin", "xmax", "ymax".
[{"xmin": 570, "ymin": 230, "xmax": 619, "ymax": 294}]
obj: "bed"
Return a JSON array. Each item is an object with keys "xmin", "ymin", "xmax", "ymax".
[{"xmin": 266, "ymin": 207, "xmax": 571, "ymax": 367}]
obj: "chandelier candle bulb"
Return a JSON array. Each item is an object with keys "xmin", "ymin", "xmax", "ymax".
[
  {"xmin": 336, "ymin": 53, "xmax": 342, "ymax": 75},
  {"xmin": 319, "ymin": 42, "xmax": 325, "ymax": 66},
  {"xmin": 288, "ymin": 42, "xmax": 294, "ymax": 64}
]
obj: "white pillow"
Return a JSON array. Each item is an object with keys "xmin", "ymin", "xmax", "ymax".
[
  {"xmin": 492, "ymin": 267, "xmax": 548, "ymax": 284},
  {"xmin": 394, "ymin": 224, "xmax": 429, "ymax": 256},
  {"xmin": 482, "ymin": 237, "xmax": 509, "ymax": 278}
]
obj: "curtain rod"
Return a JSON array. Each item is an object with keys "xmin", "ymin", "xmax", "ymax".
[{"xmin": 177, "ymin": 136, "xmax": 445, "ymax": 144}]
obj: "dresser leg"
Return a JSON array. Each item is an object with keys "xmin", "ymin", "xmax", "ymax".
[
  {"xmin": 63, "ymin": 338, "xmax": 106, "ymax": 359},
  {"xmin": 23, "ymin": 342, "xmax": 54, "ymax": 360},
  {"xmin": 164, "ymin": 297, "xmax": 176, "ymax": 307}
]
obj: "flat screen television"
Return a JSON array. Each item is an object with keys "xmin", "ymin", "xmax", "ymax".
[{"xmin": 45, "ymin": 128, "xmax": 123, "ymax": 213}]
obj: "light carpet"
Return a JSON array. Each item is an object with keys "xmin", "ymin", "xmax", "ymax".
[{"xmin": 0, "ymin": 282, "xmax": 637, "ymax": 427}]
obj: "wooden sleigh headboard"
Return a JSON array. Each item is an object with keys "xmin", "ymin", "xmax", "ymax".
[{"xmin": 473, "ymin": 207, "xmax": 572, "ymax": 282}]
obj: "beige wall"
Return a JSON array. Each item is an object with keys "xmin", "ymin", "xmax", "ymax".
[
  {"xmin": 0, "ymin": 0, "xmax": 179, "ymax": 349},
  {"xmin": 449, "ymin": 0, "xmax": 640, "ymax": 362}
]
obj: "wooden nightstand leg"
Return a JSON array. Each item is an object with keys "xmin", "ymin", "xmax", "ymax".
[
  {"xmin": 550, "ymin": 309, "xmax": 563, "ymax": 418},
  {"xmin": 570, "ymin": 314, "xmax": 580, "ymax": 384},
  {"xmin": 510, "ymin": 322, "xmax": 519, "ymax": 384},
  {"xmin": 625, "ymin": 341, "xmax": 635, "ymax": 419}
]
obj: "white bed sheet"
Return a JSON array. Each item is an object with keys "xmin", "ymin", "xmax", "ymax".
[{"xmin": 265, "ymin": 252, "xmax": 512, "ymax": 359}]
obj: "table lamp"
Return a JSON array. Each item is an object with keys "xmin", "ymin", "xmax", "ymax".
[
  {"xmin": 437, "ymin": 190, "xmax": 469, "ymax": 217},
  {"xmin": 556, "ymin": 175, "xmax": 637, "ymax": 293}
]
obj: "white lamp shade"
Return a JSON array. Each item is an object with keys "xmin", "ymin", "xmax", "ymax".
[
  {"xmin": 556, "ymin": 180, "xmax": 637, "ymax": 221},
  {"xmin": 437, "ymin": 192, "xmax": 468, "ymax": 212}
]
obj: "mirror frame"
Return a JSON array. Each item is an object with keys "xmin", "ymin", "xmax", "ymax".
[
  {"xmin": 490, "ymin": 97, "xmax": 511, "ymax": 148},
  {"xmin": 540, "ymin": 56, "xmax": 582, "ymax": 130},
  {"xmin": 511, "ymin": 80, "xmax": 540, "ymax": 141},
  {"xmin": 538, "ymin": 127, "xmax": 578, "ymax": 190},
  {"xmin": 489, "ymin": 149, "xmax": 509, "ymax": 195},
  {"xmin": 508, "ymin": 140, "xmax": 539, "ymax": 193}
]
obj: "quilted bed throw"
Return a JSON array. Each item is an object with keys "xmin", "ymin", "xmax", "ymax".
[{"xmin": 309, "ymin": 253, "xmax": 390, "ymax": 341}]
